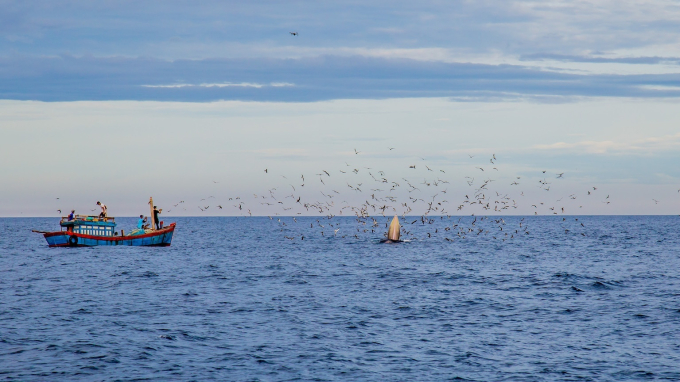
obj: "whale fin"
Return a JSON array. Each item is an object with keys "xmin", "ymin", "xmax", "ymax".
[{"xmin": 387, "ymin": 215, "xmax": 400, "ymax": 241}]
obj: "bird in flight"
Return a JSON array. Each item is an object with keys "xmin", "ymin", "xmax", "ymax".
[
  {"xmin": 290, "ymin": 32, "xmax": 298, "ymax": 36},
  {"xmin": 57, "ymin": 209, "xmax": 61, "ymax": 214},
  {"xmin": 354, "ymin": 148, "xmax": 360, "ymax": 154}
]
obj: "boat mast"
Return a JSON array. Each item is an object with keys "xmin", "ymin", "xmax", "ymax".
[{"xmin": 149, "ymin": 197, "xmax": 155, "ymax": 231}]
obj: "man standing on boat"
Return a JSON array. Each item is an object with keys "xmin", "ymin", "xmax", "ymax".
[
  {"xmin": 97, "ymin": 201, "xmax": 107, "ymax": 219},
  {"xmin": 153, "ymin": 206, "xmax": 162, "ymax": 230},
  {"xmin": 68, "ymin": 210, "xmax": 75, "ymax": 221}
]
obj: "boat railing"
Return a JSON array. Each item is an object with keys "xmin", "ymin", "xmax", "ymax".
[{"xmin": 60, "ymin": 215, "xmax": 116, "ymax": 224}]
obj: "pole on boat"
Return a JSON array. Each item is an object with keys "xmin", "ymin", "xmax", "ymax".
[{"xmin": 149, "ymin": 197, "xmax": 155, "ymax": 231}]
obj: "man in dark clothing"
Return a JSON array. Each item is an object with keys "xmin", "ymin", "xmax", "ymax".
[{"xmin": 153, "ymin": 206, "xmax": 162, "ymax": 230}]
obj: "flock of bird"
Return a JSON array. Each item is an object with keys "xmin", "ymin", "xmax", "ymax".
[{"xmin": 156, "ymin": 148, "xmax": 638, "ymax": 242}]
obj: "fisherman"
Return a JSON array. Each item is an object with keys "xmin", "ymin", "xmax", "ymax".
[
  {"xmin": 68, "ymin": 210, "xmax": 75, "ymax": 221},
  {"xmin": 97, "ymin": 201, "xmax": 107, "ymax": 219},
  {"xmin": 137, "ymin": 215, "xmax": 147, "ymax": 230},
  {"xmin": 153, "ymin": 206, "xmax": 162, "ymax": 230}
]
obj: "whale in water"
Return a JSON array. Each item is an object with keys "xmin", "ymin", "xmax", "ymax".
[{"xmin": 381, "ymin": 215, "xmax": 402, "ymax": 243}]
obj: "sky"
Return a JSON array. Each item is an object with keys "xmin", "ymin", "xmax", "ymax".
[{"xmin": 1, "ymin": 0, "xmax": 679, "ymax": 216}]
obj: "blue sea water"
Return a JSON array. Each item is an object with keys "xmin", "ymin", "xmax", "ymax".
[{"xmin": 1, "ymin": 216, "xmax": 680, "ymax": 381}]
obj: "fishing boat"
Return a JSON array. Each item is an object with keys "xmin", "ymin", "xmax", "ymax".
[{"xmin": 35, "ymin": 197, "xmax": 175, "ymax": 247}]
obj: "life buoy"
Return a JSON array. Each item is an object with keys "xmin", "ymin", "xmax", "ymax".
[{"xmin": 68, "ymin": 235, "xmax": 78, "ymax": 246}]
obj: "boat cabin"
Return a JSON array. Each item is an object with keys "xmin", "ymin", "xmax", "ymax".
[{"xmin": 60, "ymin": 215, "xmax": 116, "ymax": 237}]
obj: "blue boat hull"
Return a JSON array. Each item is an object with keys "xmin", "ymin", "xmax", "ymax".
[{"xmin": 43, "ymin": 224, "xmax": 175, "ymax": 247}]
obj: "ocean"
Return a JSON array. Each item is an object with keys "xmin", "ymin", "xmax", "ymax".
[{"xmin": 2, "ymin": 216, "xmax": 680, "ymax": 381}]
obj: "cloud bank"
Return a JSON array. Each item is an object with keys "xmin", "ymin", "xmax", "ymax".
[
  {"xmin": 1, "ymin": 1, "xmax": 680, "ymax": 102},
  {"xmin": 2, "ymin": 55, "xmax": 680, "ymax": 102}
]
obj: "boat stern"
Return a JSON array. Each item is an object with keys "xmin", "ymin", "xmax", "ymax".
[{"xmin": 43, "ymin": 232, "xmax": 72, "ymax": 247}]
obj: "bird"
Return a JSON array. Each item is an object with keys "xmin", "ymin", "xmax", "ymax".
[
  {"xmin": 388, "ymin": 147, "xmax": 395, "ymax": 150},
  {"xmin": 57, "ymin": 209, "xmax": 61, "ymax": 214},
  {"xmin": 264, "ymin": 169, "xmax": 268, "ymax": 173},
  {"xmin": 354, "ymin": 148, "xmax": 360, "ymax": 154},
  {"xmin": 290, "ymin": 32, "xmax": 298, "ymax": 36}
]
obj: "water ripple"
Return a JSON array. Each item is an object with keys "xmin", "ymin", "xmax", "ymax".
[{"xmin": 1, "ymin": 216, "xmax": 680, "ymax": 380}]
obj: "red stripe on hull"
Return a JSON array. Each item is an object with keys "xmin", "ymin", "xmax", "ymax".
[{"xmin": 48, "ymin": 242, "xmax": 172, "ymax": 248}]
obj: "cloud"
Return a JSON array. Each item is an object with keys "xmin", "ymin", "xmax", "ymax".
[
  {"xmin": 533, "ymin": 133, "xmax": 680, "ymax": 154},
  {"xmin": 2, "ymin": 0, "xmax": 680, "ymax": 102},
  {"xmin": 639, "ymin": 84, "xmax": 680, "ymax": 91},
  {"xmin": 520, "ymin": 53, "xmax": 680, "ymax": 65},
  {"xmin": 142, "ymin": 82, "xmax": 294, "ymax": 89},
  {"xmin": 4, "ymin": 1, "xmax": 680, "ymax": 61},
  {"xmin": 3, "ymin": 54, "xmax": 680, "ymax": 102}
]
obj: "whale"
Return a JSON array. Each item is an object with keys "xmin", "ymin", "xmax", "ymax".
[{"xmin": 380, "ymin": 215, "xmax": 402, "ymax": 243}]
